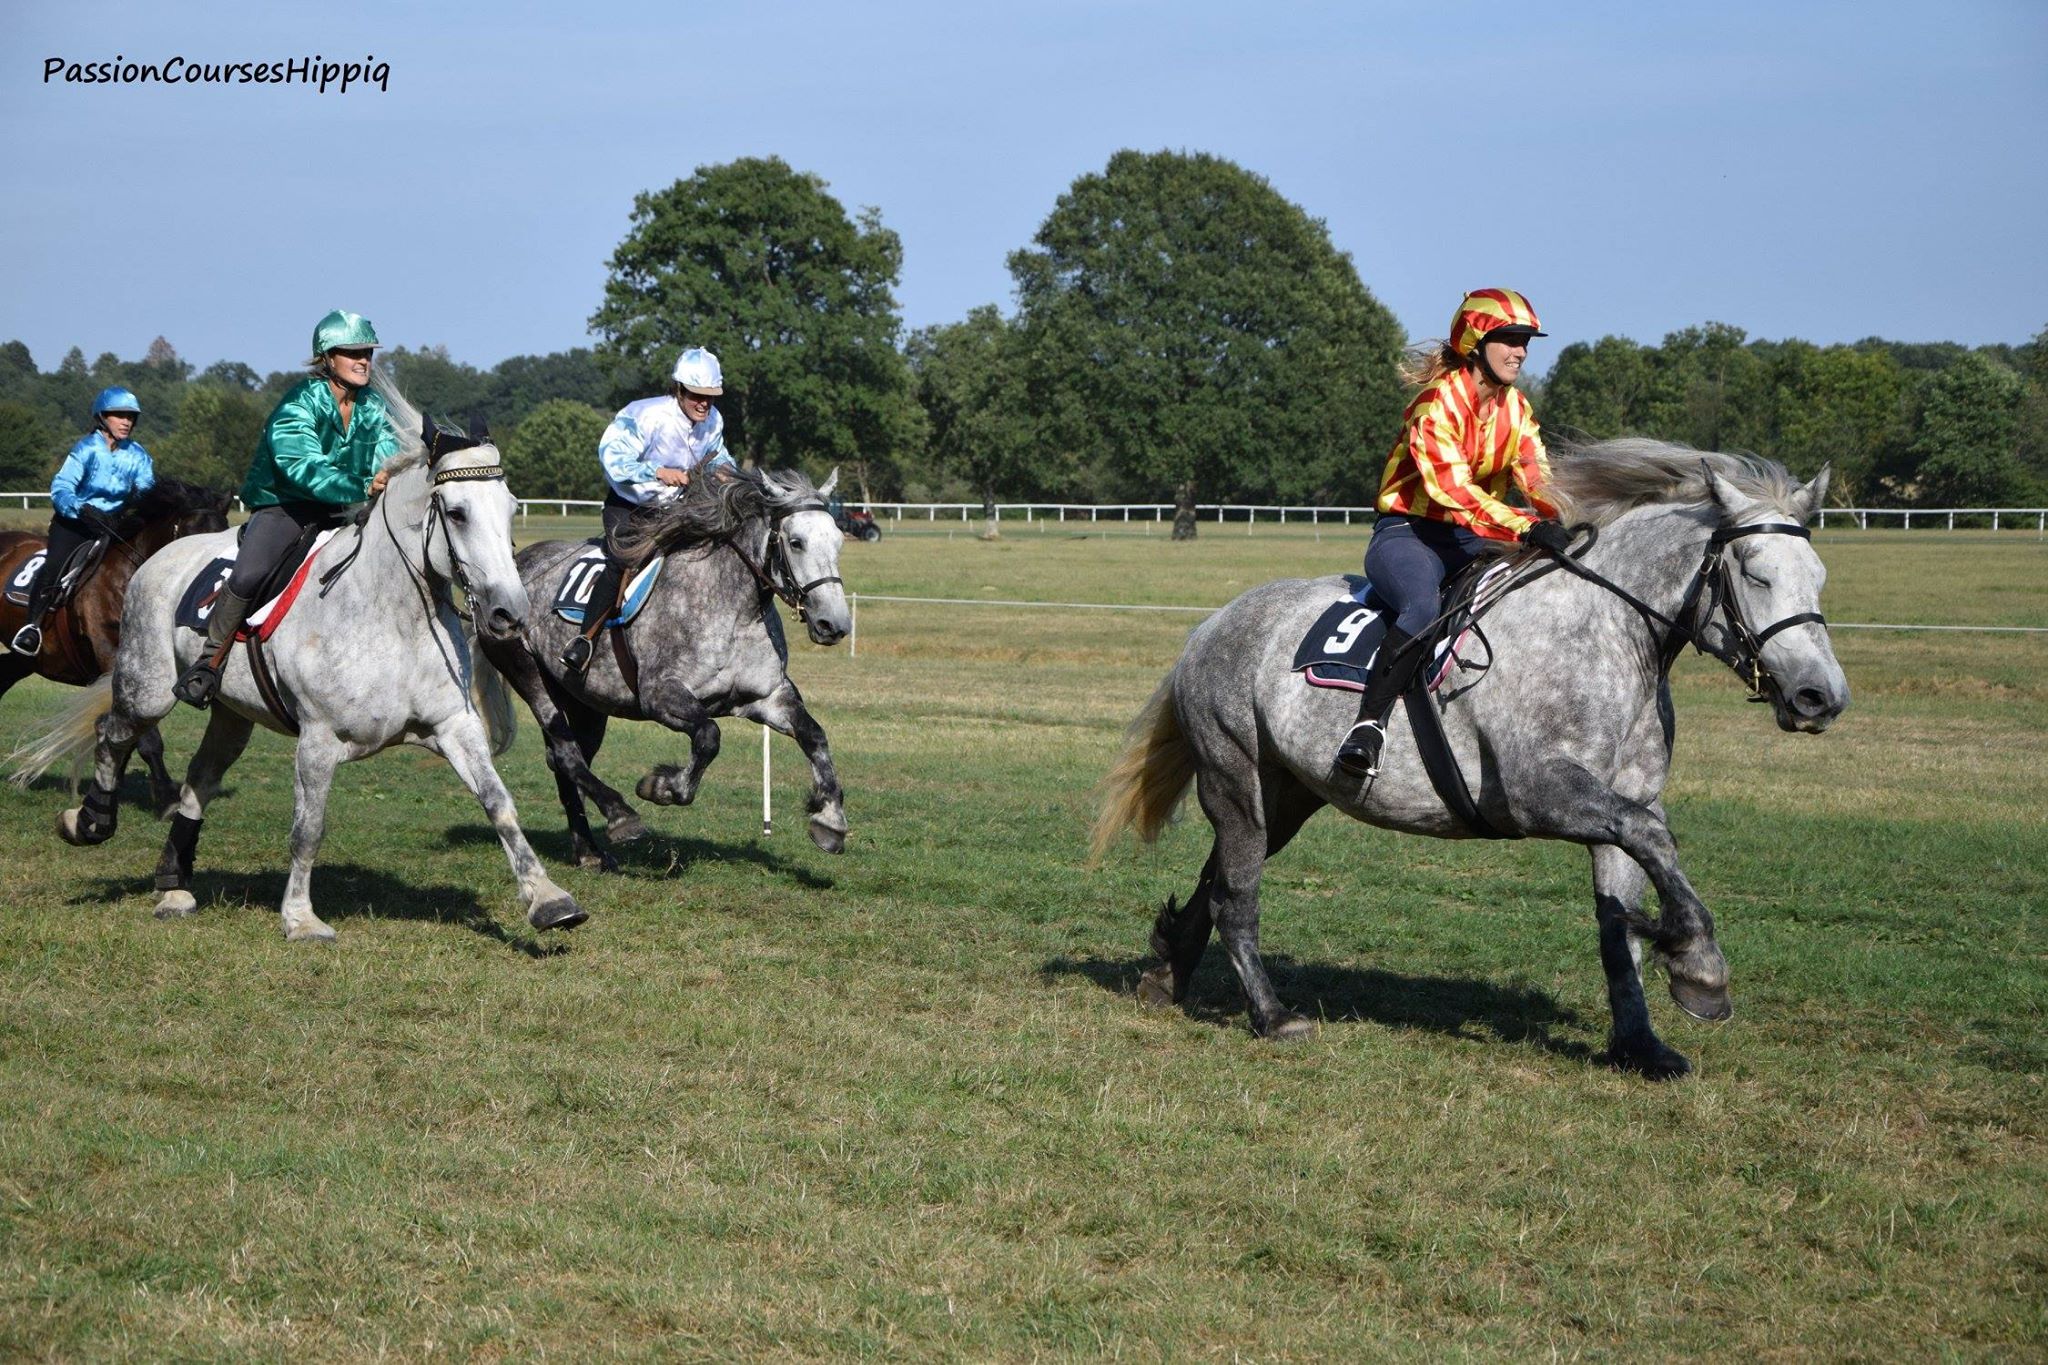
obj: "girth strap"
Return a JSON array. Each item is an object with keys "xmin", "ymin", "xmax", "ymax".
[{"xmin": 245, "ymin": 631, "xmax": 300, "ymax": 735}]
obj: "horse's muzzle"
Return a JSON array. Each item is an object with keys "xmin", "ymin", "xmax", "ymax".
[
  {"xmin": 1776, "ymin": 673, "xmax": 1849, "ymax": 733},
  {"xmin": 484, "ymin": 605, "xmax": 525, "ymax": 642},
  {"xmin": 807, "ymin": 616, "xmax": 845, "ymax": 646}
]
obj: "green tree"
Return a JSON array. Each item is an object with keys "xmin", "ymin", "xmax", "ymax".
[
  {"xmin": 152, "ymin": 383, "xmax": 265, "ymax": 491},
  {"xmin": 1908, "ymin": 352, "xmax": 2025, "ymax": 506},
  {"xmin": 383, "ymin": 345, "xmax": 490, "ymax": 430},
  {"xmin": 2016, "ymin": 323, "xmax": 2048, "ymax": 499},
  {"xmin": 1010, "ymin": 150, "xmax": 1403, "ymax": 538},
  {"xmin": 488, "ymin": 349, "xmax": 613, "ymax": 428},
  {"xmin": 501, "ymin": 400, "xmax": 610, "ymax": 501},
  {"xmin": 1770, "ymin": 343, "xmax": 1905, "ymax": 502},
  {"xmin": 590, "ymin": 156, "xmax": 923, "ymax": 497},
  {"xmin": 906, "ymin": 306, "xmax": 1051, "ymax": 536},
  {"xmin": 1542, "ymin": 335, "xmax": 1654, "ymax": 438},
  {"xmin": 0, "ymin": 400, "xmax": 59, "ymax": 488},
  {"xmin": 1647, "ymin": 323, "xmax": 1773, "ymax": 452}
]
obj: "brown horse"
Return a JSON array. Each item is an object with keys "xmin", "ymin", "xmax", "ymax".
[{"xmin": 0, "ymin": 478, "xmax": 232, "ymax": 808}]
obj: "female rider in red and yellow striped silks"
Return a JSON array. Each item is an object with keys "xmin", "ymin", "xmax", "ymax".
[{"xmin": 1334, "ymin": 288, "xmax": 1575, "ymax": 778}]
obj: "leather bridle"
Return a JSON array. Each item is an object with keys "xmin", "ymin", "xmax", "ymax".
[
  {"xmin": 1537, "ymin": 521, "xmax": 1827, "ymax": 704},
  {"xmin": 727, "ymin": 500, "xmax": 843, "ymax": 625}
]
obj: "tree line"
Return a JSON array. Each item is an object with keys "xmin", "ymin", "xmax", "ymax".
[{"xmin": 4, "ymin": 152, "xmax": 2042, "ymax": 533}]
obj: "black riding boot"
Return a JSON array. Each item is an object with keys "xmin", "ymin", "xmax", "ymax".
[
  {"xmin": 173, "ymin": 589, "xmax": 253, "ymax": 708},
  {"xmin": 11, "ymin": 557, "xmax": 60, "ymax": 656},
  {"xmin": 559, "ymin": 560, "xmax": 625, "ymax": 673},
  {"xmin": 1334, "ymin": 625, "xmax": 1421, "ymax": 778}
]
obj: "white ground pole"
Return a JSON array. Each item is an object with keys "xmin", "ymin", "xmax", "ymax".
[{"xmin": 762, "ymin": 722, "xmax": 772, "ymax": 836}]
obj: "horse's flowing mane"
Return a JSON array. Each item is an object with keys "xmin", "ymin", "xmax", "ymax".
[
  {"xmin": 114, "ymin": 476, "xmax": 231, "ymax": 533},
  {"xmin": 611, "ymin": 467, "xmax": 821, "ymax": 560},
  {"xmin": 368, "ymin": 368, "xmax": 431, "ymax": 475},
  {"xmin": 1543, "ymin": 437, "xmax": 1805, "ymax": 528}
]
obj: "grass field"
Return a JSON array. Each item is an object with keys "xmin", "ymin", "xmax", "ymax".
[{"xmin": 0, "ymin": 523, "xmax": 2042, "ymax": 1360}]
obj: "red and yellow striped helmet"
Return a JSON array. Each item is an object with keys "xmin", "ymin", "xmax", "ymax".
[{"xmin": 1449, "ymin": 288, "xmax": 1545, "ymax": 357}]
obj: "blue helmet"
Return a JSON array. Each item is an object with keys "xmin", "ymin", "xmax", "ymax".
[{"xmin": 91, "ymin": 386, "xmax": 142, "ymax": 419}]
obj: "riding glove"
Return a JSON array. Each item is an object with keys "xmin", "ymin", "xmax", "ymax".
[{"xmin": 1522, "ymin": 519, "xmax": 1574, "ymax": 555}]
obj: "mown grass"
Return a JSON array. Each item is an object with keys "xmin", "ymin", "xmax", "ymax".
[{"xmin": 0, "ymin": 526, "xmax": 2041, "ymax": 1360}]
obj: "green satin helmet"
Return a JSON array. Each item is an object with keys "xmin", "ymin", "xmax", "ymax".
[{"xmin": 312, "ymin": 309, "xmax": 380, "ymax": 355}]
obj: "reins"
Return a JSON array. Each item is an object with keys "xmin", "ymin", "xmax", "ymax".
[{"xmin": 1516, "ymin": 520, "xmax": 1825, "ymax": 700}]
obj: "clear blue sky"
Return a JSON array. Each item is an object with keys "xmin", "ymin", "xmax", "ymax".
[{"xmin": 3, "ymin": 0, "xmax": 2043, "ymax": 377}]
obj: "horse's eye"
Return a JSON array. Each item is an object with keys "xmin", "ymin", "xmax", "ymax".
[
  {"xmin": 788, "ymin": 538, "xmax": 805, "ymax": 552},
  {"xmin": 1742, "ymin": 569, "xmax": 1769, "ymax": 589},
  {"xmin": 446, "ymin": 506, "xmax": 468, "ymax": 525}
]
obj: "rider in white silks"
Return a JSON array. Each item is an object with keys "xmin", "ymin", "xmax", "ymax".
[{"xmin": 560, "ymin": 346, "xmax": 736, "ymax": 672}]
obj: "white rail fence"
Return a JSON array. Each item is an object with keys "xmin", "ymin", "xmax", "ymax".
[
  {"xmin": 4, "ymin": 492, "xmax": 2043, "ymax": 532},
  {"xmin": 836, "ymin": 593, "xmax": 2048, "ymax": 658}
]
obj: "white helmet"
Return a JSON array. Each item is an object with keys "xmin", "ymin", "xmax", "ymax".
[{"xmin": 671, "ymin": 346, "xmax": 724, "ymax": 395}]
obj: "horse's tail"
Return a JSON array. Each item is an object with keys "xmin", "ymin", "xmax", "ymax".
[
  {"xmin": 1089, "ymin": 671, "xmax": 1195, "ymax": 863},
  {"xmin": 465, "ymin": 623, "xmax": 518, "ymax": 758},
  {"xmin": 7, "ymin": 676, "xmax": 113, "ymax": 787}
]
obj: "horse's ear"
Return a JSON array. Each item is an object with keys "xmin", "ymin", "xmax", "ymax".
[
  {"xmin": 1703, "ymin": 462, "xmax": 1747, "ymax": 519},
  {"xmin": 819, "ymin": 466, "xmax": 840, "ymax": 498},
  {"xmin": 1793, "ymin": 464, "xmax": 1831, "ymax": 522}
]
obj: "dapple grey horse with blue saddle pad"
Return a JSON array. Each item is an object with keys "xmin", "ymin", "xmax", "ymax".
[
  {"xmin": 1092, "ymin": 439, "xmax": 1849, "ymax": 1079},
  {"xmin": 13, "ymin": 377, "xmax": 587, "ymax": 942},
  {"xmin": 479, "ymin": 466, "xmax": 852, "ymax": 872}
]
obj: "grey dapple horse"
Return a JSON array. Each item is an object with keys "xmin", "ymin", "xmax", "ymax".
[
  {"xmin": 16, "ymin": 378, "xmax": 586, "ymax": 941},
  {"xmin": 1092, "ymin": 440, "xmax": 1849, "ymax": 1078},
  {"xmin": 479, "ymin": 466, "xmax": 851, "ymax": 871}
]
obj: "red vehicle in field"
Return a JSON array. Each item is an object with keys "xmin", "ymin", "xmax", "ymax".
[{"xmin": 828, "ymin": 497, "xmax": 881, "ymax": 542}]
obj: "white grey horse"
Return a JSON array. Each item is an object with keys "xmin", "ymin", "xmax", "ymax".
[
  {"xmin": 1092, "ymin": 440, "xmax": 1850, "ymax": 1079},
  {"xmin": 479, "ymin": 465, "xmax": 852, "ymax": 870},
  {"xmin": 15, "ymin": 379, "xmax": 586, "ymax": 942}
]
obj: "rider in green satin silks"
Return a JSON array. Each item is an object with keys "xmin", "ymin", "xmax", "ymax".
[{"xmin": 173, "ymin": 310, "xmax": 398, "ymax": 706}]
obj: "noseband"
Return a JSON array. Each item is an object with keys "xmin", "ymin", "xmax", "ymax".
[{"xmin": 1541, "ymin": 521, "xmax": 1826, "ymax": 703}]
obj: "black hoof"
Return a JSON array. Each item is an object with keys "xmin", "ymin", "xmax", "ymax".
[
  {"xmin": 1135, "ymin": 965, "xmax": 1177, "ymax": 1010},
  {"xmin": 808, "ymin": 819, "xmax": 846, "ymax": 854},
  {"xmin": 635, "ymin": 768, "xmax": 682, "ymax": 806},
  {"xmin": 1669, "ymin": 977, "xmax": 1733, "ymax": 1023},
  {"xmin": 575, "ymin": 848, "xmax": 620, "ymax": 873},
  {"xmin": 529, "ymin": 896, "xmax": 589, "ymax": 932},
  {"xmin": 1254, "ymin": 1011, "xmax": 1316, "ymax": 1042},
  {"xmin": 1609, "ymin": 1035, "xmax": 1693, "ymax": 1081}
]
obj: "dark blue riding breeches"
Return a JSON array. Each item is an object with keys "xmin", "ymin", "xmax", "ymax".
[{"xmin": 1363, "ymin": 514, "xmax": 1486, "ymax": 636}]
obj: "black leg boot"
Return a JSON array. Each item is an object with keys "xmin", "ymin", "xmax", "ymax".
[{"xmin": 1334, "ymin": 625, "xmax": 1421, "ymax": 778}]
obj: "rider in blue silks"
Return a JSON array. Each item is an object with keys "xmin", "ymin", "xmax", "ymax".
[
  {"xmin": 560, "ymin": 346, "xmax": 736, "ymax": 672},
  {"xmin": 11, "ymin": 387, "xmax": 156, "ymax": 657},
  {"xmin": 172, "ymin": 310, "xmax": 398, "ymax": 706}
]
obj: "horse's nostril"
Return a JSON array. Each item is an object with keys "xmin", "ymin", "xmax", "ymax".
[{"xmin": 1795, "ymin": 687, "xmax": 1827, "ymax": 714}]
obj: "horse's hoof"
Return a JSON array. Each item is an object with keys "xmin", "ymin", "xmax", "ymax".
[
  {"xmin": 1609, "ymin": 1034, "xmax": 1692, "ymax": 1081},
  {"xmin": 529, "ymin": 895, "xmax": 589, "ymax": 932},
  {"xmin": 56, "ymin": 809, "xmax": 87, "ymax": 846},
  {"xmin": 284, "ymin": 920, "xmax": 337, "ymax": 944},
  {"xmin": 154, "ymin": 890, "xmax": 198, "ymax": 920},
  {"xmin": 576, "ymin": 848, "xmax": 619, "ymax": 873},
  {"xmin": 807, "ymin": 819, "xmax": 847, "ymax": 855},
  {"xmin": 1135, "ymin": 965, "xmax": 1178, "ymax": 1010},
  {"xmin": 606, "ymin": 813, "xmax": 650, "ymax": 843},
  {"xmin": 635, "ymin": 769, "xmax": 682, "ymax": 806},
  {"xmin": 1669, "ymin": 977, "xmax": 1733, "ymax": 1023},
  {"xmin": 1258, "ymin": 1012, "xmax": 1317, "ymax": 1042}
]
